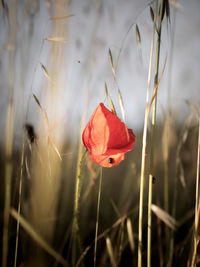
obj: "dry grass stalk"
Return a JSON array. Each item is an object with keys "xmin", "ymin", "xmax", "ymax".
[
  {"xmin": 10, "ymin": 208, "xmax": 69, "ymax": 267},
  {"xmin": 108, "ymin": 48, "xmax": 116, "ymax": 78},
  {"xmin": 109, "ymin": 95, "xmax": 117, "ymax": 115},
  {"xmin": 136, "ymin": 24, "xmax": 141, "ymax": 45},
  {"xmin": 138, "ymin": 1, "xmax": 158, "ymax": 267},
  {"xmin": 151, "ymin": 204, "xmax": 178, "ymax": 230},
  {"xmin": 117, "ymin": 219, "xmax": 125, "ymax": 264},
  {"xmin": 150, "ymin": 6, "xmax": 154, "ymax": 22},
  {"xmin": 105, "ymin": 82, "xmax": 109, "ymax": 102},
  {"xmin": 147, "ymin": 1, "xmax": 164, "ymax": 267},
  {"xmin": 41, "ymin": 63, "xmax": 52, "ymax": 83},
  {"xmin": 76, "ymin": 214, "xmax": 129, "ymax": 267},
  {"xmin": 147, "ymin": 56, "xmax": 167, "ymax": 121},
  {"xmin": 127, "ymin": 218, "xmax": 135, "ymax": 252},
  {"xmin": 29, "ymin": 1, "xmax": 69, "ymax": 265},
  {"xmin": 118, "ymin": 89, "xmax": 126, "ymax": 123},
  {"xmin": 106, "ymin": 237, "xmax": 117, "ymax": 267},
  {"xmin": 72, "ymin": 149, "xmax": 87, "ymax": 264}
]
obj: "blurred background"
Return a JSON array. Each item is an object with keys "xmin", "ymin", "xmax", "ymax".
[{"xmin": 0, "ymin": 0, "xmax": 200, "ymax": 266}]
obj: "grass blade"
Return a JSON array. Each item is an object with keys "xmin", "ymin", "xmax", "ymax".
[
  {"xmin": 109, "ymin": 95, "xmax": 117, "ymax": 115},
  {"xmin": 127, "ymin": 218, "xmax": 135, "ymax": 253},
  {"xmin": 118, "ymin": 89, "xmax": 126, "ymax": 123},
  {"xmin": 136, "ymin": 24, "xmax": 141, "ymax": 45},
  {"xmin": 10, "ymin": 208, "xmax": 69, "ymax": 267},
  {"xmin": 106, "ymin": 237, "xmax": 117, "ymax": 267},
  {"xmin": 108, "ymin": 48, "xmax": 116, "ymax": 78},
  {"xmin": 151, "ymin": 204, "xmax": 178, "ymax": 230},
  {"xmin": 105, "ymin": 82, "xmax": 108, "ymax": 103}
]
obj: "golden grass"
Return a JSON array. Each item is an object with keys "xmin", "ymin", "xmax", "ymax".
[
  {"xmin": 1, "ymin": 1, "xmax": 199, "ymax": 267},
  {"xmin": 138, "ymin": 1, "xmax": 158, "ymax": 266},
  {"xmin": 10, "ymin": 208, "xmax": 69, "ymax": 266}
]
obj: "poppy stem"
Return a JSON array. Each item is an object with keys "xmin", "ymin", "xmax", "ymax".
[
  {"xmin": 72, "ymin": 148, "xmax": 87, "ymax": 265},
  {"xmin": 94, "ymin": 167, "xmax": 103, "ymax": 267}
]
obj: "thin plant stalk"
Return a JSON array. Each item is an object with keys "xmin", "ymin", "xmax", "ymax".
[
  {"xmin": 2, "ymin": 1, "xmax": 16, "ymax": 266},
  {"xmin": 164, "ymin": 5, "xmax": 177, "ymax": 248},
  {"xmin": 147, "ymin": 1, "xmax": 164, "ymax": 267},
  {"xmin": 191, "ymin": 114, "xmax": 200, "ymax": 267},
  {"xmin": 94, "ymin": 167, "xmax": 103, "ymax": 267},
  {"xmin": 137, "ymin": 1, "xmax": 158, "ymax": 267},
  {"xmin": 72, "ymin": 149, "xmax": 87, "ymax": 265},
  {"xmin": 73, "ymin": 149, "xmax": 87, "ymax": 231},
  {"xmin": 14, "ymin": 141, "xmax": 25, "ymax": 267}
]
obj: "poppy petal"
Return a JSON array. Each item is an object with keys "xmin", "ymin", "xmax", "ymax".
[
  {"xmin": 82, "ymin": 103, "xmax": 135, "ymax": 168},
  {"xmin": 100, "ymin": 104, "xmax": 135, "ymax": 150},
  {"xmin": 82, "ymin": 103, "xmax": 110, "ymax": 155}
]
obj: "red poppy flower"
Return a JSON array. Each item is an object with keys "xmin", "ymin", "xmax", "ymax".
[{"xmin": 82, "ymin": 103, "xmax": 135, "ymax": 167}]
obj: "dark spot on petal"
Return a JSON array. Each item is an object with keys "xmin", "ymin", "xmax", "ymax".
[
  {"xmin": 152, "ymin": 176, "xmax": 156, "ymax": 184},
  {"xmin": 109, "ymin": 158, "xmax": 114, "ymax": 164}
]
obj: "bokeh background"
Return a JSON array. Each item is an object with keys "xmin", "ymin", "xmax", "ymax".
[{"xmin": 0, "ymin": 0, "xmax": 200, "ymax": 266}]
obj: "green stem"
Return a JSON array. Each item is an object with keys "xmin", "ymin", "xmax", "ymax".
[
  {"xmin": 72, "ymin": 149, "xmax": 87, "ymax": 265},
  {"xmin": 147, "ymin": 1, "xmax": 164, "ymax": 267},
  {"xmin": 137, "ymin": 1, "xmax": 158, "ymax": 267},
  {"xmin": 94, "ymin": 167, "xmax": 103, "ymax": 267}
]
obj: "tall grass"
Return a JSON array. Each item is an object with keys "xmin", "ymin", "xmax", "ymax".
[
  {"xmin": 147, "ymin": 1, "xmax": 164, "ymax": 267},
  {"xmin": 28, "ymin": 1, "xmax": 69, "ymax": 265},
  {"xmin": 138, "ymin": 1, "xmax": 158, "ymax": 266},
  {"xmin": 1, "ymin": 1, "xmax": 199, "ymax": 267}
]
